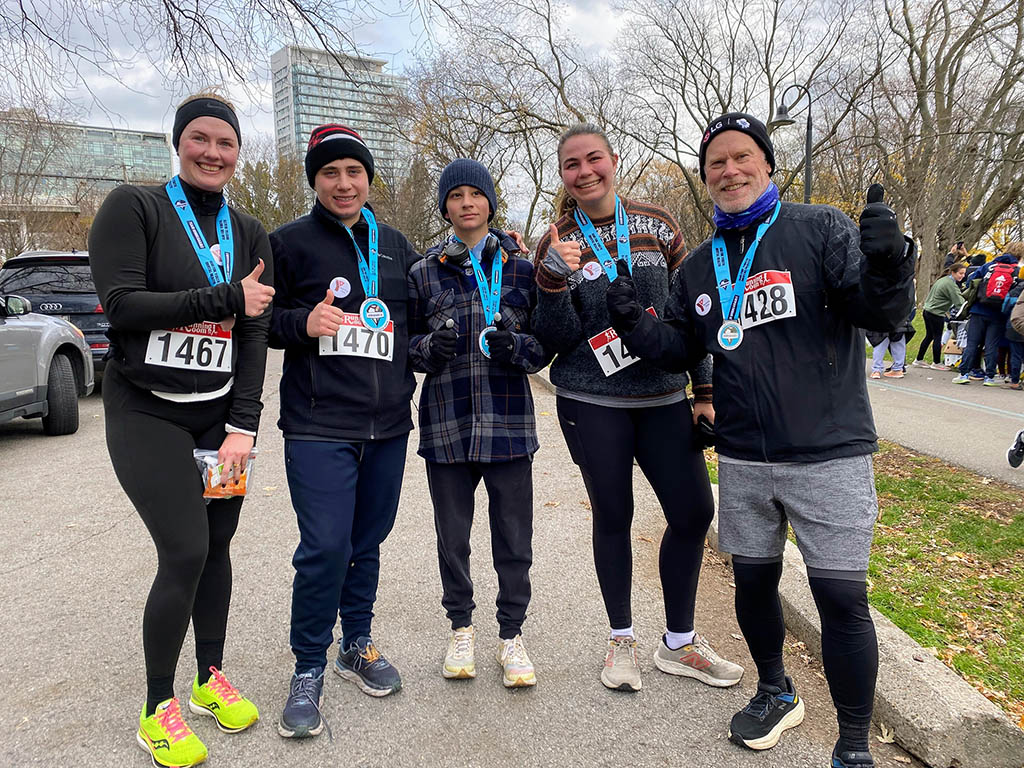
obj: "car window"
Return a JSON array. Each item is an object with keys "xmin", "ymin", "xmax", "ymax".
[{"xmin": 0, "ymin": 263, "xmax": 95, "ymax": 294}]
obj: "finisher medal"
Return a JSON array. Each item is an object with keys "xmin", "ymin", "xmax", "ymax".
[
  {"xmin": 360, "ymin": 297, "xmax": 390, "ymax": 331},
  {"xmin": 717, "ymin": 321, "xmax": 744, "ymax": 350}
]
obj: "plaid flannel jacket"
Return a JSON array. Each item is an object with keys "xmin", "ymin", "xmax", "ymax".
[{"xmin": 408, "ymin": 239, "xmax": 551, "ymax": 464}]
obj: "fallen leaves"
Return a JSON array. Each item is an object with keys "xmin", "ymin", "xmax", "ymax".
[{"xmin": 877, "ymin": 723, "xmax": 896, "ymax": 743}]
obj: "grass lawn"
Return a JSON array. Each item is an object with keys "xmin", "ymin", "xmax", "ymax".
[{"xmin": 703, "ymin": 442, "xmax": 1024, "ymax": 725}]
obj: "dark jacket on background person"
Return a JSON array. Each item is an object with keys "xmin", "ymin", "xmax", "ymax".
[
  {"xmin": 408, "ymin": 233, "xmax": 551, "ymax": 464},
  {"xmin": 89, "ymin": 180, "xmax": 273, "ymax": 433},
  {"xmin": 966, "ymin": 253, "xmax": 1017, "ymax": 321},
  {"xmin": 619, "ymin": 202, "xmax": 914, "ymax": 463},
  {"xmin": 1003, "ymin": 280, "xmax": 1024, "ymax": 342},
  {"xmin": 865, "ymin": 307, "xmax": 916, "ymax": 347},
  {"xmin": 269, "ymin": 200, "xmax": 420, "ymax": 441}
]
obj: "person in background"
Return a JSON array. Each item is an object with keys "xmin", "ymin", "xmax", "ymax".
[
  {"xmin": 867, "ymin": 307, "xmax": 915, "ymax": 379},
  {"xmin": 912, "ymin": 262, "xmax": 967, "ymax": 371},
  {"xmin": 1001, "ymin": 267, "xmax": 1024, "ymax": 389}
]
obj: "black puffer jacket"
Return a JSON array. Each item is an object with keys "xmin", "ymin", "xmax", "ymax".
[{"xmin": 620, "ymin": 202, "xmax": 915, "ymax": 462}]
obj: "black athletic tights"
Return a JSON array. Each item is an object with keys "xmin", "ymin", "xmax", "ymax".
[
  {"xmin": 733, "ymin": 560, "xmax": 878, "ymax": 752},
  {"xmin": 916, "ymin": 310, "xmax": 946, "ymax": 364},
  {"xmin": 103, "ymin": 362, "xmax": 244, "ymax": 715},
  {"xmin": 556, "ymin": 396, "xmax": 714, "ymax": 632}
]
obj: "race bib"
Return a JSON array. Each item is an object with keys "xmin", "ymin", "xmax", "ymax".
[
  {"xmin": 740, "ymin": 270, "xmax": 796, "ymax": 329},
  {"xmin": 319, "ymin": 312, "xmax": 394, "ymax": 361},
  {"xmin": 145, "ymin": 322, "xmax": 232, "ymax": 372},
  {"xmin": 588, "ymin": 307, "xmax": 657, "ymax": 377}
]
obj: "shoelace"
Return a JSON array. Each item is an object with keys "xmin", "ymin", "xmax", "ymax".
[
  {"xmin": 290, "ymin": 673, "xmax": 333, "ymax": 742},
  {"xmin": 451, "ymin": 631, "xmax": 473, "ymax": 659},
  {"xmin": 206, "ymin": 666, "xmax": 241, "ymax": 706},
  {"xmin": 742, "ymin": 689, "xmax": 779, "ymax": 721},
  {"xmin": 609, "ymin": 637, "xmax": 638, "ymax": 667},
  {"xmin": 155, "ymin": 698, "xmax": 193, "ymax": 743},
  {"xmin": 502, "ymin": 636, "xmax": 529, "ymax": 666},
  {"xmin": 359, "ymin": 642, "xmax": 382, "ymax": 665},
  {"xmin": 691, "ymin": 635, "xmax": 722, "ymax": 663}
]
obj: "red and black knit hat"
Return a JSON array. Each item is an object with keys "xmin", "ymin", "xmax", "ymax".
[{"xmin": 304, "ymin": 124, "xmax": 375, "ymax": 188}]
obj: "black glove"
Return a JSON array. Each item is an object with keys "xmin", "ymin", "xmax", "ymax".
[
  {"xmin": 606, "ymin": 259, "xmax": 643, "ymax": 333},
  {"xmin": 693, "ymin": 413, "xmax": 716, "ymax": 450},
  {"xmin": 427, "ymin": 327, "xmax": 457, "ymax": 367},
  {"xmin": 485, "ymin": 321, "xmax": 516, "ymax": 365},
  {"xmin": 859, "ymin": 183, "xmax": 905, "ymax": 262}
]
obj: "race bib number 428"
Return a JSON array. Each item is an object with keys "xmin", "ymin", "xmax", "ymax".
[
  {"xmin": 319, "ymin": 312, "xmax": 394, "ymax": 361},
  {"xmin": 740, "ymin": 270, "xmax": 797, "ymax": 329},
  {"xmin": 145, "ymin": 322, "xmax": 232, "ymax": 372}
]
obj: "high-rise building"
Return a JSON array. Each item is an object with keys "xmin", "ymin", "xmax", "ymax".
[
  {"xmin": 0, "ymin": 110, "xmax": 173, "ymax": 206},
  {"xmin": 271, "ymin": 46, "xmax": 405, "ymax": 181}
]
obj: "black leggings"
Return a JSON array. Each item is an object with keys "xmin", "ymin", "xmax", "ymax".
[
  {"xmin": 557, "ymin": 396, "xmax": 714, "ymax": 632},
  {"xmin": 103, "ymin": 362, "xmax": 244, "ymax": 712},
  {"xmin": 916, "ymin": 310, "xmax": 946, "ymax": 363},
  {"xmin": 733, "ymin": 561, "xmax": 877, "ymax": 745}
]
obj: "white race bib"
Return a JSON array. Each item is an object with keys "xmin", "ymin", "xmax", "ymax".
[
  {"xmin": 145, "ymin": 322, "xmax": 232, "ymax": 372},
  {"xmin": 740, "ymin": 270, "xmax": 797, "ymax": 329},
  {"xmin": 319, "ymin": 312, "xmax": 394, "ymax": 361},
  {"xmin": 588, "ymin": 307, "xmax": 656, "ymax": 377}
]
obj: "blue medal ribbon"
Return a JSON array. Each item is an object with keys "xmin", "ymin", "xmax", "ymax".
[
  {"xmin": 165, "ymin": 176, "xmax": 233, "ymax": 286},
  {"xmin": 573, "ymin": 196, "xmax": 631, "ymax": 281},
  {"xmin": 342, "ymin": 207, "xmax": 380, "ymax": 298},
  {"xmin": 711, "ymin": 201, "xmax": 782, "ymax": 322},
  {"xmin": 462, "ymin": 235, "xmax": 503, "ymax": 323}
]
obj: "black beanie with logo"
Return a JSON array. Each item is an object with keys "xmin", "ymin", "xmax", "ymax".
[{"xmin": 699, "ymin": 113, "xmax": 775, "ymax": 182}]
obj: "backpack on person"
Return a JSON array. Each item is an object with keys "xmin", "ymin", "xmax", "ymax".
[{"xmin": 979, "ymin": 262, "xmax": 1016, "ymax": 306}]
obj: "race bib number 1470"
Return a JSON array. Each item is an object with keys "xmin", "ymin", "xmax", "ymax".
[{"xmin": 319, "ymin": 312, "xmax": 394, "ymax": 361}]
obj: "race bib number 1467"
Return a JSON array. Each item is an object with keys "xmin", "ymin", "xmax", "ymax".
[{"xmin": 145, "ymin": 322, "xmax": 232, "ymax": 372}]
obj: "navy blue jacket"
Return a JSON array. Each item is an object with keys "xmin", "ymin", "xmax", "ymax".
[
  {"xmin": 269, "ymin": 201, "xmax": 421, "ymax": 441},
  {"xmin": 968, "ymin": 254, "xmax": 1017, "ymax": 320}
]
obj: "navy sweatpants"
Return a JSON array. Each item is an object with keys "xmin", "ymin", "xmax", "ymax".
[{"xmin": 285, "ymin": 433, "xmax": 408, "ymax": 672}]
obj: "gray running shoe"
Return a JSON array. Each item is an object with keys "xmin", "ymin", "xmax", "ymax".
[
  {"xmin": 653, "ymin": 633, "xmax": 744, "ymax": 687},
  {"xmin": 600, "ymin": 635, "xmax": 641, "ymax": 691}
]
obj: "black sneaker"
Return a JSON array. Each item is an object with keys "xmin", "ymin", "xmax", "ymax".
[
  {"xmin": 831, "ymin": 741, "xmax": 875, "ymax": 767},
  {"xmin": 278, "ymin": 667, "xmax": 329, "ymax": 739},
  {"xmin": 334, "ymin": 636, "xmax": 402, "ymax": 697},
  {"xmin": 728, "ymin": 676, "xmax": 805, "ymax": 750},
  {"xmin": 1008, "ymin": 430, "xmax": 1024, "ymax": 468}
]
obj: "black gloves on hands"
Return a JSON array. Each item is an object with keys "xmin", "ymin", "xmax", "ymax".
[
  {"xmin": 605, "ymin": 259, "xmax": 644, "ymax": 333},
  {"xmin": 485, "ymin": 324, "xmax": 516, "ymax": 365},
  {"xmin": 859, "ymin": 183, "xmax": 905, "ymax": 263},
  {"xmin": 427, "ymin": 327, "xmax": 457, "ymax": 367}
]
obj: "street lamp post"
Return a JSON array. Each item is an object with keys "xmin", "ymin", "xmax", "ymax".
[{"xmin": 768, "ymin": 84, "xmax": 813, "ymax": 205}]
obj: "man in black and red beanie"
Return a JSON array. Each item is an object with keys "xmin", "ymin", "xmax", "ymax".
[
  {"xmin": 268, "ymin": 123, "xmax": 422, "ymax": 738},
  {"xmin": 604, "ymin": 112, "xmax": 915, "ymax": 768}
]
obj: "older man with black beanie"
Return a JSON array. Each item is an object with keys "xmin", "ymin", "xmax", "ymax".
[
  {"xmin": 267, "ymin": 123, "xmax": 422, "ymax": 739},
  {"xmin": 604, "ymin": 112, "xmax": 914, "ymax": 768}
]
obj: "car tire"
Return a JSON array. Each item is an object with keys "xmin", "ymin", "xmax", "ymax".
[{"xmin": 41, "ymin": 354, "xmax": 79, "ymax": 436}]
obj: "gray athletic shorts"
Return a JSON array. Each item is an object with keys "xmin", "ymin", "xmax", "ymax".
[{"xmin": 717, "ymin": 453, "xmax": 878, "ymax": 578}]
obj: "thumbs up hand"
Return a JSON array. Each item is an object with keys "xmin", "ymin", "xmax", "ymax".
[
  {"xmin": 306, "ymin": 286, "xmax": 345, "ymax": 338},
  {"xmin": 241, "ymin": 258, "xmax": 275, "ymax": 317},
  {"xmin": 859, "ymin": 183, "xmax": 905, "ymax": 262},
  {"xmin": 546, "ymin": 223, "xmax": 582, "ymax": 273}
]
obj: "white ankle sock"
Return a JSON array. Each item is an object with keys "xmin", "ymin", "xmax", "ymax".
[
  {"xmin": 664, "ymin": 629, "xmax": 695, "ymax": 649},
  {"xmin": 610, "ymin": 625, "xmax": 634, "ymax": 639}
]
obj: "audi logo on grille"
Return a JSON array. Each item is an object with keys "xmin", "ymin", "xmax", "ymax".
[{"xmin": 39, "ymin": 303, "xmax": 63, "ymax": 311}]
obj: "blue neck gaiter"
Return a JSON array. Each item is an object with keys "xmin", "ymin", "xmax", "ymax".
[{"xmin": 713, "ymin": 182, "xmax": 780, "ymax": 230}]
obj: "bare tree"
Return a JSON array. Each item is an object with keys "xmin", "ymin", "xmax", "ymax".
[{"xmin": 226, "ymin": 134, "xmax": 309, "ymax": 233}]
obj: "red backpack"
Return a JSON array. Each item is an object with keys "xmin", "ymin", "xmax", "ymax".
[{"xmin": 980, "ymin": 263, "xmax": 1017, "ymax": 306}]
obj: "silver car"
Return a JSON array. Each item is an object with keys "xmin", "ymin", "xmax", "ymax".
[{"xmin": 0, "ymin": 294, "xmax": 95, "ymax": 435}]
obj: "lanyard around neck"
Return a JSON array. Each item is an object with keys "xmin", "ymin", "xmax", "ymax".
[
  {"xmin": 573, "ymin": 196, "xmax": 630, "ymax": 282},
  {"xmin": 711, "ymin": 201, "xmax": 782, "ymax": 321},
  {"xmin": 341, "ymin": 207, "xmax": 380, "ymax": 298},
  {"xmin": 463, "ymin": 235, "xmax": 503, "ymax": 323},
  {"xmin": 165, "ymin": 176, "xmax": 233, "ymax": 286}
]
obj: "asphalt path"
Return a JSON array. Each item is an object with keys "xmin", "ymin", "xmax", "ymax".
[
  {"xmin": 865, "ymin": 360, "xmax": 1024, "ymax": 488},
  {"xmin": 0, "ymin": 351, "xmax": 917, "ymax": 767}
]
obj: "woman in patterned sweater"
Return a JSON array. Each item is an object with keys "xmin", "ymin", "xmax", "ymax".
[{"xmin": 532, "ymin": 123, "xmax": 742, "ymax": 692}]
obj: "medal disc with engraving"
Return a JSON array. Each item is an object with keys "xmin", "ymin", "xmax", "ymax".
[
  {"xmin": 718, "ymin": 320, "xmax": 744, "ymax": 350},
  {"xmin": 359, "ymin": 298, "xmax": 390, "ymax": 331},
  {"xmin": 479, "ymin": 325, "xmax": 497, "ymax": 357}
]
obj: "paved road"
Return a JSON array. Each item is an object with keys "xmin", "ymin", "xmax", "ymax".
[
  {"xmin": 0, "ymin": 351, "xmax": 917, "ymax": 767},
  {"xmin": 865, "ymin": 360, "xmax": 1024, "ymax": 487}
]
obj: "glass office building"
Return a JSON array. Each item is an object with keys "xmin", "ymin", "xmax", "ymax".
[
  {"xmin": 0, "ymin": 110, "xmax": 173, "ymax": 206},
  {"xmin": 271, "ymin": 46, "xmax": 405, "ymax": 182}
]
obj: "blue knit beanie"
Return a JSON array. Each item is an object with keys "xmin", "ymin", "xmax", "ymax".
[{"xmin": 438, "ymin": 158, "xmax": 497, "ymax": 221}]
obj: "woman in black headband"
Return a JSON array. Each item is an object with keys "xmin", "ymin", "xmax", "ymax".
[{"xmin": 89, "ymin": 90, "xmax": 275, "ymax": 768}]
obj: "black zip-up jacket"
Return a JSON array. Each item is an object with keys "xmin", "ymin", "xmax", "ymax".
[
  {"xmin": 269, "ymin": 201, "xmax": 420, "ymax": 441},
  {"xmin": 619, "ymin": 202, "xmax": 915, "ymax": 462},
  {"xmin": 88, "ymin": 180, "xmax": 273, "ymax": 433}
]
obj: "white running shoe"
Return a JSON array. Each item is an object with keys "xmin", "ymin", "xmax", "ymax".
[
  {"xmin": 601, "ymin": 635, "xmax": 641, "ymax": 691},
  {"xmin": 442, "ymin": 626, "xmax": 476, "ymax": 679}
]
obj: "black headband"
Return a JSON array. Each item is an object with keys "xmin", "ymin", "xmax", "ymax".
[{"xmin": 172, "ymin": 98, "xmax": 241, "ymax": 150}]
